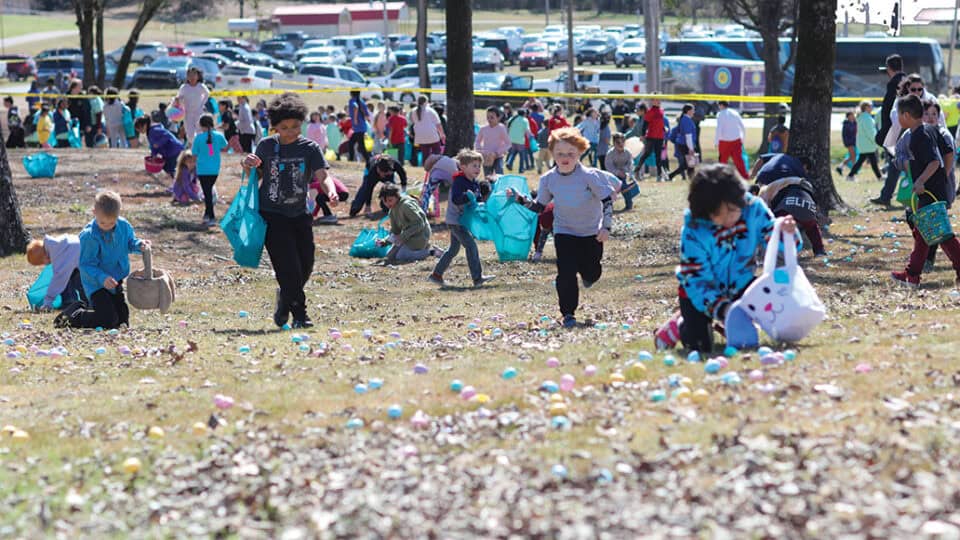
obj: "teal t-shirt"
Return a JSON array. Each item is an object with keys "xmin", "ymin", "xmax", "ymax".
[
  {"xmin": 192, "ymin": 130, "xmax": 228, "ymax": 176},
  {"xmin": 507, "ymin": 115, "xmax": 527, "ymax": 145}
]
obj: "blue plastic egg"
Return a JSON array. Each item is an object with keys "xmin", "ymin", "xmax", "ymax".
[
  {"xmin": 552, "ymin": 464, "xmax": 568, "ymax": 478},
  {"xmin": 502, "ymin": 367, "xmax": 518, "ymax": 380},
  {"xmin": 238, "ymin": 345, "xmax": 251, "ymax": 353},
  {"xmin": 721, "ymin": 372, "xmax": 742, "ymax": 385},
  {"xmin": 723, "ymin": 346, "xmax": 738, "ymax": 357},
  {"xmin": 368, "ymin": 378, "xmax": 383, "ymax": 390},
  {"xmin": 450, "ymin": 379, "xmax": 464, "ymax": 392},
  {"xmin": 649, "ymin": 389, "xmax": 666, "ymax": 402},
  {"xmin": 387, "ymin": 404, "xmax": 403, "ymax": 419},
  {"xmin": 687, "ymin": 351, "xmax": 701, "ymax": 363},
  {"xmin": 354, "ymin": 383, "xmax": 368, "ymax": 394},
  {"xmin": 638, "ymin": 351, "xmax": 653, "ymax": 362},
  {"xmin": 238, "ymin": 311, "xmax": 248, "ymax": 318},
  {"xmin": 663, "ymin": 355, "xmax": 676, "ymax": 367},
  {"xmin": 345, "ymin": 418, "xmax": 364, "ymax": 429},
  {"xmin": 541, "ymin": 380, "xmax": 559, "ymax": 393},
  {"xmin": 758, "ymin": 346, "xmax": 773, "ymax": 357},
  {"xmin": 94, "ymin": 347, "xmax": 106, "ymax": 355},
  {"xmin": 784, "ymin": 349, "xmax": 797, "ymax": 361},
  {"xmin": 667, "ymin": 374, "xmax": 681, "ymax": 388},
  {"xmin": 551, "ymin": 415, "xmax": 569, "ymax": 429},
  {"xmin": 704, "ymin": 359, "xmax": 722, "ymax": 374}
]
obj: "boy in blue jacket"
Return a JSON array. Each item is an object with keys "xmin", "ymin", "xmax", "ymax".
[
  {"xmin": 655, "ymin": 164, "xmax": 798, "ymax": 353},
  {"xmin": 56, "ymin": 191, "xmax": 151, "ymax": 329},
  {"xmin": 428, "ymin": 149, "xmax": 495, "ymax": 287}
]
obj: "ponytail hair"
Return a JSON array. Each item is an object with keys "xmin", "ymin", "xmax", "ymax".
[{"xmin": 199, "ymin": 113, "xmax": 214, "ymax": 145}]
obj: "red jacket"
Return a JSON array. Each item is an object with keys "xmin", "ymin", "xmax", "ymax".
[
  {"xmin": 643, "ymin": 106, "xmax": 665, "ymax": 139},
  {"xmin": 547, "ymin": 116, "xmax": 569, "ymax": 132},
  {"xmin": 387, "ymin": 114, "xmax": 407, "ymax": 144}
]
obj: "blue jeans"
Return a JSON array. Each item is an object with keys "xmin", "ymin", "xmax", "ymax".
[
  {"xmin": 483, "ymin": 157, "xmax": 503, "ymax": 178},
  {"xmin": 433, "ymin": 224, "xmax": 482, "ymax": 282},
  {"xmin": 505, "ymin": 143, "xmax": 527, "ymax": 172}
]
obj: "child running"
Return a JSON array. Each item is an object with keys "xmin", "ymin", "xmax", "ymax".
[
  {"xmin": 171, "ymin": 150, "xmax": 202, "ymax": 204},
  {"xmin": 242, "ymin": 93, "xmax": 338, "ymax": 328},
  {"xmin": 191, "ymin": 113, "xmax": 228, "ymax": 226},
  {"xmin": 508, "ymin": 127, "xmax": 614, "ymax": 328},
  {"xmin": 428, "ymin": 149, "xmax": 495, "ymax": 288},
  {"xmin": 55, "ymin": 191, "xmax": 150, "ymax": 329}
]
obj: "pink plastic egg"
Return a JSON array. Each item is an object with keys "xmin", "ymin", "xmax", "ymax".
[{"xmin": 560, "ymin": 374, "xmax": 575, "ymax": 392}]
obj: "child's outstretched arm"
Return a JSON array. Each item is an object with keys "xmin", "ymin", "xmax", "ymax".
[{"xmin": 678, "ymin": 233, "xmax": 728, "ymax": 320}]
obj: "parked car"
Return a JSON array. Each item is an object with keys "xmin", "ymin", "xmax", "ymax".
[
  {"xmin": 277, "ymin": 64, "xmax": 382, "ymax": 100},
  {"xmin": 260, "ymin": 40, "xmax": 296, "ymax": 60},
  {"xmin": 393, "ymin": 41, "xmax": 423, "ymax": 65},
  {"xmin": 199, "ymin": 46, "xmax": 249, "ymax": 64},
  {"xmin": 184, "ymin": 38, "xmax": 224, "ymax": 55},
  {"xmin": 329, "ymin": 36, "xmax": 366, "ymax": 61},
  {"xmin": 167, "ymin": 45, "xmax": 193, "ymax": 57},
  {"xmin": 371, "ymin": 63, "xmax": 446, "ymax": 100},
  {"xmin": 244, "ymin": 52, "xmax": 296, "ymax": 73},
  {"xmin": 1, "ymin": 54, "xmax": 35, "ymax": 81},
  {"xmin": 615, "ymin": 38, "xmax": 646, "ymax": 67},
  {"xmin": 356, "ymin": 33, "xmax": 386, "ymax": 49},
  {"xmin": 479, "ymin": 34, "xmax": 521, "ymax": 65},
  {"xmin": 295, "ymin": 46, "xmax": 347, "ymax": 65},
  {"xmin": 130, "ymin": 56, "xmax": 219, "ymax": 89},
  {"xmin": 577, "ymin": 36, "xmax": 617, "ymax": 64},
  {"xmin": 195, "ymin": 53, "xmax": 230, "ymax": 70},
  {"xmin": 300, "ymin": 38, "xmax": 330, "ymax": 50},
  {"xmin": 351, "ymin": 47, "xmax": 396, "ymax": 75},
  {"xmin": 221, "ymin": 38, "xmax": 256, "ymax": 51},
  {"xmin": 108, "ymin": 42, "xmax": 167, "ymax": 65},
  {"xmin": 473, "ymin": 47, "xmax": 504, "ymax": 72},
  {"xmin": 519, "ymin": 42, "xmax": 554, "ymax": 71},
  {"xmin": 274, "ymin": 31, "xmax": 310, "ymax": 49},
  {"xmin": 36, "ymin": 57, "xmax": 125, "ymax": 87},
  {"xmin": 216, "ymin": 64, "xmax": 282, "ymax": 90},
  {"xmin": 473, "ymin": 72, "xmax": 534, "ymax": 108},
  {"xmin": 553, "ymin": 37, "xmax": 586, "ymax": 63},
  {"xmin": 533, "ymin": 68, "xmax": 645, "ymax": 106},
  {"xmin": 35, "ymin": 48, "xmax": 83, "ymax": 61},
  {"xmin": 387, "ymin": 33, "xmax": 411, "ymax": 49}
]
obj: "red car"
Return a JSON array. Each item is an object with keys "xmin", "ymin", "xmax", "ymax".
[
  {"xmin": 1, "ymin": 54, "xmax": 36, "ymax": 81},
  {"xmin": 519, "ymin": 42, "xmax": 554, "ymax": 71},
  {"xmin": 166, "ymin": 45, "xmax": 193, "ymax": 57}
]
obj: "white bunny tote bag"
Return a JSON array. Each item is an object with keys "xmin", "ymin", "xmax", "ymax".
[{"xmin": 737, "ymin": 218, "xmax": 826, "ymax": 342}]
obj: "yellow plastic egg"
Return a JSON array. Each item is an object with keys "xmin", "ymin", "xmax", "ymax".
[
  {"xmin": 192, "ymin": 422, "xmax": 208, "ymax": 436},
  {"xmin": 15, "ymin": 345, "xmax": 26, "ymax": 353},
  {"xmin": 342, "ymin": 330, "xmax": 356, "ymax": 338},
  {"xmin": 692, "ymin": 389, "xmax": 710, "ymax": 404},
  {"xmin": 11, "ymin": 429, "xmax": 29, "ymax": 441},
  {"xmin": 626, "ymin": 363, "xmax": 647, "ymax": 380},
  {"xmin": 122, "ymin": 457, "xmax": 142, "ymax": 474},
  {"xmin": 681, "ymin": 377, "xmax": 693, "ymax": 387},
  {"xmin": 674, "ymin": 387, "xmax": 692, "ymax": 401},
  {"xmin": 1, "ymin": 425, "xmax": 17, "ymax": 435},
  {"xmin": 147, "ymin": 426, "xmax": 165, "ymax": 439},
  {"xmin": 549, "ymin": 393, "xmax": 565, "ymax": 403},
  {"xmin": 471, "ymin": 393, "xmax": 491, "ymax": 404},
  {"xmin": 549, "ymin": 402, "xmax": 568, "ymax": 416},
  {"xmin": 609, "ymin": 372, "xmax": 625, "ymax": 384}
]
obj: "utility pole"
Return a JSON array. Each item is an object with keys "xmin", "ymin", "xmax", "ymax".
[
  {"xmin": 843, "ymin": 10, "xmax": 849, "ymax": 38},
  {"xmin": 383, "ymin": 1, "xmax": 389, "ymax": 41},
  {"xmin": 644, "ymin": 0, "xmax": 660, "ymax": 93},
  {"xmin": 950, "ymin": 0, "xmax": 959, "ymax": 87},
  {"xmin": 545, "ymin": 0, "xmax": 550, "ymax": 27},
  {"xmin": 565, "ymin": 0, "xmax": 575, "ymax": 94}
]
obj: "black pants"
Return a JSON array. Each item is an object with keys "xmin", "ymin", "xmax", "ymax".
[
  {"xmin": 598, "ymin": 154, "xmax": 606, "ymax": 171},
  {"xmin": 679, "ymin": 296, "xmax": 713, "ymax": 353},
  {"xmin": 60, "ymin": 268, "xmax": 87, "ymax": 306},
  {"xmin": 349, "ymin": 174, "xmax": 389, "ymax": 216},
  {"xmin": 55, "ymin": 137, "xmax": 70, "ymax": 148},
  {"xmin": 347, "ymin": 131, "xmax": 371, "ymax": 163},
  {"xmin": 554, "ymin": 233, "xmax": 603, "ymax": 317},
  {"xmin": 635, "ymin": 137, "xmax": 665, "ymax": 177},
  {"xmin": 198, "ymin": 174, "xmax": 218, "ymax": 219},
  {"xmin": 316, "ymin": 190, "xmax": 349, "ymax": 216},
  {"xmin": 668, "ymin": 145, "xmax": 691, "ymax": 179},
  {"xmin": 239, "ymin": 133, "xmax": 255, "ymax": 153},
  {"xmin": 849, "ymin": 151, "xmax": 882, "ymax": 179},
  {"xmin": 262, "ymin": 212, "xmax": 314, "ymax": 320},
  {"xmin": 879, "ymin": 149, "xmax": 899, "ymax": 203},
  {"xmin": 69, "ymin": 284, "xmax": 129, "ymax": 329}
]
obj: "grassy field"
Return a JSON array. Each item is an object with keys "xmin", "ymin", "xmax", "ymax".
[
  {"xmin": 0, "ymin": 13, "xmax": 75, "ymax": 41},
  {"xmin": 1, "ymin": 136, "xmax": 960, "ymax": 535}
]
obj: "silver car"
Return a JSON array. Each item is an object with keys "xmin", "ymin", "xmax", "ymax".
[{"xmin": 108, "ymin": 42, "xmax": 168, "ymax": 65}]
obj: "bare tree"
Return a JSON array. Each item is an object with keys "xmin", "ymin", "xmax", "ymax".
[
  {"xmin": 721, "ymin": 0, "xmax": 799, "ymax": 153},
  {"xmin": 112, "ymin": 0, "xmax": 167, "ymax": 89},
  {"xmin": 415, "ymin": 0, "xmax": 429, "ymax": 92},
  {"xmin": 73, "ymin": 0, "xmax": 96, "ymax": 87},
  {"xmin": 789, "ymin": 0, "xmax": 843, "ymax": 215},
  {"xmin": 444, "ymin": 1, "xmax": 474, "ymax": 155},
  {"xmin": 95, "ymin": 0, "xmax": 105, "ymax": 87},
  {"xmin": 0, "ymin": 145, "xmax": 30, "ymax": 256}
]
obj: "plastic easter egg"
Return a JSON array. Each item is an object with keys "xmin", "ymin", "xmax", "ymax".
[
  {"xmin": 546, "ymin": 357, "xmax": 560, "ymax": 368},
  {"xmin": 748, "ymin": 369, "xmax": 764, "ymax": 381},
  {"xmin": 410, "ymin": 410, "xmax": 430, "ymax": 428},
  {"xmin": 413, "ymin": 363, "xmax": 428, "ymax": 374},
  {"xmin": 2, "ymin": 338, "xmax": 14, "ymax": 346},
  {"xmin": 1, "ymin": 425, "xmax": 16, "ymax": 435},
  {"xmin": 541, "ymin": 380, "xmax": 559, "ymax": 393},
  {"xmin": 192, "ymin": 422, "xmax": 208, "ymax": 436},
  {"xmin": 560, "ymin": 374, "xmax": 575, "ymax": 391},
  {"xmin": 783, "ymin": 349, "xmax": 797, "ymax": 361},
  {"xmin": 551, "ymin": 415, "xmax": 569, "ymax": 429},
  {"xmin": 148, "ymin": 426, "xmax": 165, "ymax": 439},
  {"xmin": 855, "ymin": 363, "xmax": 872, "ymax": 373},
  {"xmin": 681, "ymin": 376, "xmax": 693, "ymax": 387},
  {"xmin": 5, "ymin": 351, "xmax": 19, "ymax": 359},
  {"xmin": 584, "ymin": 365, "xmax": 597, "ymax": 376},
  {"xmin": 95, "ymin": 347, "xmax": 106, "ymax": 355},
  {"xmin": 450, "ymin": 379, "xmax": 464, "ymax": 392},
  {"xmin": 238, "ymin": 311, "xmax": 248, "ymax": 318},
  {"xmin": 667, "ymin": 374, "xmax": 682, "ymax": 388},
  {"xmin": 609, "ymin": 372, "xmax": 625, "ymax": 384},
  {"xmin": 387, "ymin": 404, "xmax": 403, "ymax": 419},
  {"xmin": 213, "ymin": 394, "xmax": 235, "ymax": 410},
  {"xmin": 502, "ymin": 367, "xmax": 518, "ymax": 380},
  {"xmin": 716, "ymin": 357, "xmax": 729, "ymax": 369},
  {"xmin": 238, "ymin": 345, "xmax": 250, "ymax": 354},
  {"xmin": 460, "ymin": 386, "xmax": 477, "ymax": 400},
  {"xmin": 368, "ymin": 378, "xmax": 383, "ymax": 390},
  {"xmin": 663, "ymin": 355, "xmax": 676, "ymax": 367},
  {"xmin": 300, "ymin": 344, "xmax": 311, "ymax": 352},
  {"xmin": 549, "ymin": 393, "xmax": 565, "ymax": 404},
  {"xmin": 649, "ymin": 389, "xmax": 666, "ymax": 402},
  {"xmin": 363, "ymin": 329, "xmax": 373, "ymax": 339},
  {"xmin": 548, "ymin": 401, "xmax": 568, "ymax": 416},
  {"xmin": 721, "ymin": 372, "xmax": 742, "ymax": 385},
  {"xmin": 122, "ymin": 457, "xmax": 141, "ymax": 474},
  {"xmin": 291, "ymin": 335, "xmax": 303, "ymax": 344},
  {"xmin": 691, "ymin": 389, "xmax": 710, "ymax": 404},
  {"xmin": 108, "ymin": 329, "xmax": 119, "ymax": 336},
  {"xmin": 11, "ymin": 429, "xmax": 29, "ymax": 441},
  {"xmin": 118, "ymin": 346, "xmax": 131, "ymax": 355},
  {"xmin": 354, "ymin": 383, "xmax": 368, "ymax": 394},
  {"xmin": 638, "ymin": 351, "xmax": 653, "ymax": 362},
  {"xmin": 674, "ymin": 387, "xmax": 692, "ymax": 401},
  {"xmin": 471, "ymin": 393, "xmax": 490, "ymax": 404},
  {"xmin": 687, "ymin": 351, "xmax": 701, "ymax": 363},
  {"xmin": 758, "ymin": 346, "xmax": 773, "ymax": 357},
  {"xmin": 704, "ymin": 359, "xmax": 721, "ymax": 374},
  {"xmin": 282, "ymin": 323, "xmax": 291, "ymax": 331},
  {"xmin": 329, "ymin": 331, "xmax": 342, "ymax": 340},
  {"xmin": 390, "ymin": 331, "xmax": 401, "ymax": 338},
  {"xmin": 178, "ymin": 320, "xmax": 188, "ymax": 328},
  {"xmin": 760, "ymin": 354, "xmax": 781, "ymax": 366},
  {"xmin": 345, "ymin": 418, "xmax": 364, "ymax": 429},
  {"xmin": 626, "ymin": 363, "xmax": 647, "ymax": 379},
  {"xmin": 552, "ymin": 464, "xmax": 568, "ymax": 478},
  {"xmin": 723, "ymin": 346, "xmax": 738, "ymax": 357}
]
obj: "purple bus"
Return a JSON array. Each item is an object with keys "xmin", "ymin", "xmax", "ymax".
[{"xmin": 660, "ymin": 56, "xmax": 766, "ymax": 115}]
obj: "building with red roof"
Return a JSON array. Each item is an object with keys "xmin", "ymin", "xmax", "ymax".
[{"xmin": 272, "ymin": 2, "xmax": 409, "ymax": 37}]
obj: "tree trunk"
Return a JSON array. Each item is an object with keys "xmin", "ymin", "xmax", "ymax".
[
  {"xmin": 95, "ymin": 0, "xmax": 106, "ymax": 88},
  {"xmin": 757, "ymin": 15, "xmax": 782, "ymax": 155},
  {"xmin": 444, "ymin": 1, "xmax": 474, "ymax": 155},
  {"xmin": 112, "ymin": 0, "xmax": 166, "ymax": 90},
  {"xmin": 0, "ymin": 145, "xmax": 30, "ymax": 257},
  {"xmin": 415, "ymin": 0, "xmax": 429, "ymax": 93},
  {"xmin": 789, "ymin": 0, "xmax": 842, "ymax": 215},
  {"xmin": 74, "ymin": 0, "xmax": 96, "ymax": 88}
]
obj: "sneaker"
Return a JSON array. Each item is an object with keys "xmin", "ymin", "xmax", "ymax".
[
  {"xmin": 532, "ymin": 251, "xmax": 543, "ymax": 262},
  {"xmin": 292, "ymin": 318, "xmax": 314, "ymax": 329},
  {"xmin": 429, "ymin": 247, "xmax": 445, "ymax": 258},
  {"xmin": 870, "ymin": 197, "xmax": 891, "ymax": 206},
  {"xmin": 890, "ymin": 270, "xmax": 920, "ymax": 288},
  {"xmin": 315, "ymin": 214, "xmax": 338, "ymax": 225},
  {"xmin": 814, "ymin": 251, "xmax": 827, "ymax": 257},
  {"xmin": 54, "ymin": 301, "xmax": 84, "ymax": 329},
  {"xmin": 581, "ymin": 277, "xmax": 595, "ymax": 289},
  {"xmin": 923, "ymin": 260, "xmax": 935, "ymax": 273},
  {"xmin": 273, "ymin": 288, "xmax": 290, "ymax": 328},
  {"xmin": 654, "ymin": 312, "xmax": 683, "ymax": 350},
  {"xmin": 835, "ymin": 166, "xmax": 843, "ymax": 176},
  {"xmin": 562, "ymin": 314, "xmax": 577, "ymax": 328},
  {"xmin": 428, "ymin": 272, "xmax": 444, "ymax": 285},
  {"xmin": 473, "ymin": 275, "xmax": 496, "ymax": 287}
]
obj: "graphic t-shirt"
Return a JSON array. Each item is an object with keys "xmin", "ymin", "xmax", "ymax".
[{"xmin": 255, "ymin": 135, "xmax": 328, "ymax": 217}]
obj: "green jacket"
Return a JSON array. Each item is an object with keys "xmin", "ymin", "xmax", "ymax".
[{"xmin": 389, "ymin": 194, "xmax": 431, "ymax": 250}]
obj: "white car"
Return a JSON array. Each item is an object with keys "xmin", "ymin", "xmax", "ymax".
[
  {"xmin": 300, "ymin": 38, "xmax": 330, "ymax": 50},
  {"xmin": 615, "ymin": 38, "xmax": 646, "ymax": 67},
  {"xmin": 543, "ymin": 25, "xmax": 565, "ymax": 36},
  {"xmin": 184, "ymin": 38, "xmax": 224, "ymax": 56},
  {"xmin": 371, "ymin": 63, "xmax": 446, "ymax": 100},
  {"xmin": 351, "ymin": 47, "xmax": 396, "ymax": 75},
  {"xmin": 296, "ymin": 46, "xmax": 347, "ymax": 65},
  {"xmin": 216, "ymin": 63, "xmax": 282, "ymax": 90},
  {"xmin": 280, "ymin": 64, "xmax": 382, "ymax": 100},
  {"xmin": 108, "ymin": 42, "xmax": 167, "ymax": 65},
  {"xmin": 329, "ymin": 36, "xmax": 366, "ymax": 61}
]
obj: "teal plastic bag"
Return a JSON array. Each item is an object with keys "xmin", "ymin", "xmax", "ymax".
[
  {"xmin": 349, "ymin": 217, "xmax": 390, "ymax": 258},
  {"xmin": 462, "ymin": 175, "xmax": 538, "ymax": 261},
  {"xmin": 122, "ymin": 104, "xmax": 135, "ymax": 139},
  {"xmin": 22, "ymin": 152, "xmax": 58, "ymax": 178},
  {"xmin": 26, "ymin": 265, "xmax": 63, "ymax": 309},
  {"xmin": 219, "ymin": 169, "xmax": 267, "ymax": 268},
  {"xmin": 68, "ymin": 118, "xmax": 81, "ymax": 148}
]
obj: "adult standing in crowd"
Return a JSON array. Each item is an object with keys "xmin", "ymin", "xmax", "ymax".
[
  {"xmin": 714, "ymin": 101, "xmax": 748, "ymax": 179},
  {"xmin": 347, "ymin": 90, "xmax": 372, "ymax": 163},
  {"xmin": 411, "ymin": 95, "xmax": 445, "ymax": 165},
  {"xmin": 872, "ymin": 54, "xmax": 907, "ymax": 206}
]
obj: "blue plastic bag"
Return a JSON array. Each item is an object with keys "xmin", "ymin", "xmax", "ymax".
[
  {"xmin": 349, "ymin": 217, "xmax": 391, "ymax": 258},
  {"xmin": 22, "ymin": 152, "xmax": 58, "ymax": 178},
  {"xmin": 67, "ymin": 119, "xmax": 81, "ymax": 148},
  {"xmin": 462, "ymin": 175, "xmax": 538, "ymax": 261},
  {"xmin": 219, "ymin": 169, "xmax": 267, "ymax": 268},
  {"xmin": 26, "ymin": 265, "xmax": 63, "ymax": 309}
]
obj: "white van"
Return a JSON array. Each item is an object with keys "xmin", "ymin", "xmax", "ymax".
[{"xmin": 329, "ymin": 36, "xmax": 366, "ymax": 61}]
